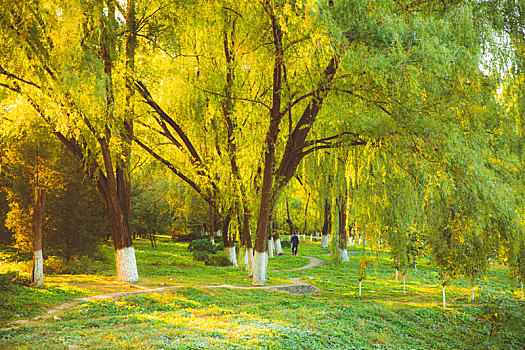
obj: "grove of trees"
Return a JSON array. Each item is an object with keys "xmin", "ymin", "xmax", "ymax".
[{"xmin": 1, "ymin": 0, "xmax": 524, "ymax": 293}]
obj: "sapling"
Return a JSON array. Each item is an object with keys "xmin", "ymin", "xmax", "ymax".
[{"xmin": 358, "ymin": 259, "xmax": 373, "ymax": 296}]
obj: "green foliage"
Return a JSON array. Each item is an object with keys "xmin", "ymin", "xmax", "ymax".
[
  {"xmin": 188, "ymin": 239, "xmax": 217, "ymax": 255},
  {"xmin": 1, "ymin": 120, "xmax": 108, "ymax": 259},
  {"xmin": 280, "ymin": 240, "xmax": 291, "ymax": 249},
  {"xmin": 43, "ymin": 255, "xmax": 105, "ymax": 275},
  {"xmin": 477, "ymin": 283, "xmax": 525, "ymax": 338},
  {"xmin": 0, "ymin": 271, "xmax": 31, "ymax": 290},
  {"xmin": 192, "ymin": 250, "xmax": 211, "ymax": 262},
  {"xmin": 204, "ymin": 252, "xmax": 232, "ymax": 267}
]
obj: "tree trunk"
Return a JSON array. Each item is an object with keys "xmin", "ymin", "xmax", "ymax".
[
  {"xmin": 268, "ymin": 237, "xmax": 275, "ymax": 258},
  {"xmin": 442, "ymin": 285, "xmax": 446, "ymax": 308},
  {"xmin": 31, "ymin": 188, "xmax": 45, "ymax": 287},
  {"xmin": 338, "ymin": 196, "xmax": 349, "ymax": 261},
  {"xmin": 274, "ymin": 234, "xmax": 283, "ymax": 255},
  {"xmin": 221, "ymin": 215, "xmax": 238, "ymax": 267},
  {"xmin": 286, "ymin": 199, "xmax": 295, "ymax": 236},
  {"xmin": 209, "ymin": 205, "xmax": 215, "ymax": 244},
  {"xmin": 359, "ymin": 280, "xmax": 362, "ymax": 296},
  {"xmin": 101, "ymin": 0, "xmax": 138, "ymax": 283},
  {"xmin": 241, "ymin": 210, "xmax": 253, "ymax": 276},
  {"xmin": 403, "ymin": 274, "xmax": 406, "ymax": 295},
  {"xmin": 321, "ymin": 198, "xmax": 331, "ymax": 248}
]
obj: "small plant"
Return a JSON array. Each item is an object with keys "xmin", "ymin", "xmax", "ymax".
[{"xmin": 358, "ymin": 259, "xmax": 373, "ymax": 296}]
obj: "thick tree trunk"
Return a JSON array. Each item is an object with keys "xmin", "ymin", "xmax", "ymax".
[
  {"xmin": 99, "ymin": 0, "xmax": 138, "ymax": 283},
  {"xmin": 31, "ymin": 188, "xmax": 45, "ymax": 287}
]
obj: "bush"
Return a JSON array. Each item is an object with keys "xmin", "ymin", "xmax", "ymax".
[
  {"xmin": 0, "ymin": 271, "xmax": 31, "ymax": 290},
  {"xmin": 44, "ymin": 255, "xmax": 104, "ymax": 275},
  {"xmin": 478, "ymin": 283, "xmax": 525, "ymax": 338},
  {"xmin": 280, "ymin": 240, "xmax": 291, "ymax": 248},
  {"xmin": 172, "ymin": 229, "xmax": 207, "ymax": 243},
  {"xmin": 205, "ymin": 252, "xmax": 232, "ymax": 267},
  {"xmin": 188, "ymin": 239, "xmax": 217, "ymax": 254}
]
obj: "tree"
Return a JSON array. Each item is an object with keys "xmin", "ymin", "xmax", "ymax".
[{"xmin": 0, "ymin": 0, "xmax": 140, "ymax": 281}]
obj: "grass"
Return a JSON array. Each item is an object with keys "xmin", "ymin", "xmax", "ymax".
[{"xmin": 1, "ymin": 237, "xmax": 524, "ymax": 349}]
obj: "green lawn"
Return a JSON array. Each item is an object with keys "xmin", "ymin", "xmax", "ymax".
[{"xmin": 1, "ymin": 237, "xmax": 524, "ymax": 349}]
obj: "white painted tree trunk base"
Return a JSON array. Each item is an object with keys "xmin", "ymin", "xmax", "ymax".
[
  {"xmin": 33, "ymin": 249, "xmax": 44, "ymax": 287},
  {"xmin": 116, "ymin": 246, "xmax": 139, "ymax": 282},
  {"xmin": 321, "ymin": 235, "xmax": 329, "ymax": 248},
  {"xmin": 442, "ymin": 285, "xmax": 446, "ymax": 308},
  {"xmin": 395, "ymin": 269, "xmax": 398, "ymax": 280},
  {"xmin": 309, "ymin": 234, "xmax": 312, "ymax": 242},
  {"xmin": 246, "ymin": 248, "xmax": 254, "ymax": 277},
  {"xmin": 225, "ymin": 246, "xmax": 238, "ymax": 267},
  {"xmin": 252, "ymin": 251, "xmax": 268, "ymax": 286},
  {"xmin": 302, "ymin": 234, "xmax": 306, "ymax": 241},
  {"xmin": 274, "ymin": 238, "xmax": 283, "ymax": 255},
  {"xmin": 268, "ymin": 239, "xmax": 274, "ymax": 258},
  {"xmin": 403, "ymin": 275, "xmax": 406, "ymax": 294},
  {"xmin": 471, "ymin": 286, "xmax": 475, "ymax": 301},
  {"xmin": 521, "ymin": 281, "xmax": 524, "ymax": 300},
  {"xmin": 359, "ymin": 280, "xmax": 362, "ymax": 296},
  {"xmin": 339, "ymin": 248, "xmax": 350, "ymax": 262}
]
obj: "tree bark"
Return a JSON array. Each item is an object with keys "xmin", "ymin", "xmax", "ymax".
[
  {"xmin": 321, "ymin": 198, "xmax": 331, "ymax": 248},
  {"xmin": 31, "ymin": 188, "xmax": 45, "ymax": 287},
  {"xmin": 338, "ymin": 195, "xmax": 349, "ymax": 261}
]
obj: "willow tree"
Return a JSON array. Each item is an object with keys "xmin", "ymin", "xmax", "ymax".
[
  {"xmin": 131, "ymin": 1, "xmax": 266, "ymax": 270},
  {"xmin": 0, "ymin": 0, "xmax": 140, "ymax": 281}
]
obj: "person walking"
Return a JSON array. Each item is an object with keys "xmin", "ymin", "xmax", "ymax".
[{"xmin": 291, "ymin": 232, "xmax": 299, "ymax": 256}]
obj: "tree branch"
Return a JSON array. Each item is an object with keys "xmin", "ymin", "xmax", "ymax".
[
  {"xmin": 134, "ymin": 137, "xmax": 214, "ymax": 207},
  {"xmin": 194, "ymin": 84, "xmax": 272, "ymax": 111}
]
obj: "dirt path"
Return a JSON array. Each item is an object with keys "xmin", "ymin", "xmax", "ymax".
[{"xmin": 1, "ymin": 255, "xmax": 325, "ymax": 330}]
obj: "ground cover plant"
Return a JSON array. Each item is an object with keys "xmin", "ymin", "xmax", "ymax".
[{"xmin": 1, "ymin": 238, "xmax": 524, "ymax": 349}]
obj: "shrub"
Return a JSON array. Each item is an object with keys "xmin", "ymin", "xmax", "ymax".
[
  {"xmin": 0, "ymin": 271, "xmax": 31, "ymax": 290},
  {"xmin": 44, "ymin": 255, "xmax": 104, "ymax": 275},
  {"xmin": 205, "ymin": 252, "xmax": 232, "ymax": 267},
  {"xmin": 478, "ymin": 283, "xmax": 525, "ymax": 338},
  {"xmin": 188, "ymin": 239, "xmax": 217, "ymax": 254},
  {"xmin": 192, "ymin": 250, "xmax": 211, "ymax": 262},
  {"xmin": 280, "ymin": 240, "xmax": 291, "ymax": 248},
  {"xmin": 172, "ymin": 229, "xmax": 207, "ymax": 243}
]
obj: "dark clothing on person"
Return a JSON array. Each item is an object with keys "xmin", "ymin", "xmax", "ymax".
[{"xmin": 291, "ymin": 234, "xmax": 299, "ymax": 256}]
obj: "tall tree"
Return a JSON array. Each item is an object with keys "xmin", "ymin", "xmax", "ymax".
[{"xmin": 0, "ymin": 0, "xmax": 140, "ymax": 281}]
